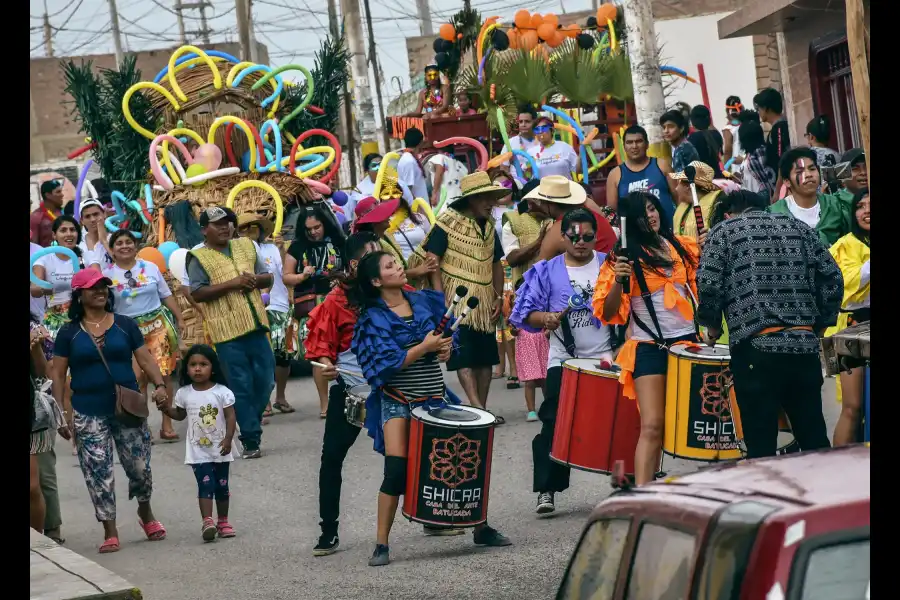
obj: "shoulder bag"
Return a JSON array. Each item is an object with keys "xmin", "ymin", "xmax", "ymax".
[{"xmin": 82, "ymin": 323, "xmax": 149, "ymax": 427}]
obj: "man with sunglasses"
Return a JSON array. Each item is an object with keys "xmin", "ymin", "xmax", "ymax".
[{"xmin": 510, "ymin": 207, "xmax": 614, "ymax": 515}]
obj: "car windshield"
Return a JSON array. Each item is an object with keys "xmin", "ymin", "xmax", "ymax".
[
  {"xmin": 625, "ymin": 524, "xmax": 696, "ymax": 600},
  {"xmin": 797, "ymin": 538, "xmax": 869, "ymax": 600},
  {"xmin": 558, "ymin": 519, "xmax": 630, "ymax": 600}
]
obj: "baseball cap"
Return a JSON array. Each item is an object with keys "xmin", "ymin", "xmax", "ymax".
[
  {"xmin": 198, "ymin": 206, "xmax": 238, "ymax": 227},
  {"xmin": 40, "ymin": 180, "xmax": 62, "ymax": 196},
  {"xmin": 841, "ymin": 148, "xmax": 865, "ymax": 166},
  {"xmin": 71, "ymin": 269, "xmax": 112, "ymax": 291}
]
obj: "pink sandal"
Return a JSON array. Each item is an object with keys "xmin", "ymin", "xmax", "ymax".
[
  {"xmin": 217, "ymin": 520, "xmax": 236, "ymax": 538},
  {"xmin": 99, "ymin": 537, "xmax": 120, "ymax": 553},
  {"xmin": 138, "ymin": 519, "xmax": 167, "ymax": 541}
]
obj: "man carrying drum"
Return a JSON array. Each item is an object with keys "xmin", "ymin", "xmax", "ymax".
[
  {"xmin": 696, "ymin": 189, "xmax": 842, "ymax": 458},
  {"xmin": 510, "ymin": 206, "xmax": 613, "ymax": 515}
]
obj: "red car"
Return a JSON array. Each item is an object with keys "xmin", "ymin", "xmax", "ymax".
[{"xmin": 556, "ymin": 445, "xmax": 870, "ymax": 600}]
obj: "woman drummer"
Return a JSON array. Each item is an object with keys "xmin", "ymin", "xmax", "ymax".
[
  {"xmin": 592, "ymin": 191, "xmax": 701, "ymax": 486},
  {"xmin": 349, "ymin": 251, "xmax": 511, "ymax": 567},
  {"xmin": 103, "ymin": 230, "xmax": 185, "ymax": 442},
  {"xmin": 828, "ymin": 188, "xmax": 870, "ymax": 446}
]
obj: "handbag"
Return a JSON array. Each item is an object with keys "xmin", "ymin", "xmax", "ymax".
[
  {"xmin": 82, "ymin": 324, "xmax": 149, "ymax": 427},
  {"xmin": 31, "ymin": 377, "xmax": 63, "ymax": 433}
]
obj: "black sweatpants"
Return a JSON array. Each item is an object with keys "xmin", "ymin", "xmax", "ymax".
[
  {"xmin": 532, "ymin": 366, "xmax": 571, "ymax": 493},
  {"xmin": 318, "ymin": 379, "xmax": 362, "ymax": 534},
  {"xmin": 729, "ymin": 343, "xmax": 831, "ymax": 459}
]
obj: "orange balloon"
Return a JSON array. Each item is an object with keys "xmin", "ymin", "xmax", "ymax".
[
  {"xmin": 543, "ymin": 14, "xmax": 559, "ymax": 29},
  {"xmin": 439, "ymin": 23, "xmax": 456, "ymax": 41},
  {"xmin": 537, "ymin": 23, "xmax": 556, "ymax": 42},
  {"xmin": 546, "ymin": 30, "xmax": 565, "ymax": 48},
  {"xmin": 567, "ymin": 24, "xmax": 582, "ymax": 38},
  {"xmin": 596, "ymin": 4, "xmax": 618, "ymax": 24},
  {"xmin": 514, "ymin": 10, "xmax": 531, "ymax": 30},
  {"xmin": 508, "ymin": 29, "xmax": 520, "ymax": 50},
  {"xmin": 520, "ymin": 29, "xmax": 538, "ymax": 51},
  {"xmin": 530, "ymin": 14, "xmax": 544, "ymax": 29},
  {"xmin": 138, "ymin": 246, "xmax": 167, "ymax": 274}
]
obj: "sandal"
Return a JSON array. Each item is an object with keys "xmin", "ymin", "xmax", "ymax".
[
  {"xmin": 138, "ymin": 518, "xmax": 167, "ymax": 541},
  {"xmin": 217, "ymin": 520, "xmax": 236, "ymax": 538},
  {"xmin": 201, "ymin": 517, "xmax": 217, "ymax": 542},
  {"xmin": 273, "ymin": 402, "xmax": 295, "ymax": 414},
  {"xmin": 491, "ymin": 371, "xmax": 506, "ymax": 380},
  {"xmin": 263, "ymin": 409, "xmax": 275, "ymax": 418},
  {"xmin": 319, "ymin": 412, "xmax": 327, "ymax": 419},
  {"xmin": 507, "ymin": 376, "xmax": 521, "ymax": 390},
  {"xmin": 158, "ymin": 430, "xmax": 179, "ymax": 443},
  {"xmin": 99, "ymin": 537, "xmax": 120, "ymax": 554},
  {"xmin": 494, "ymin": 415, "xmax": 506, "ymax": 426}
]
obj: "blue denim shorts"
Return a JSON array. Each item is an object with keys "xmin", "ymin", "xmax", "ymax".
[{"xmin": 380, "ymin": 396, "xmax": 411, "ymax": 426}]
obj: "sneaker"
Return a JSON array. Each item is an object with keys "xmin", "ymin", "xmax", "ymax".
[
  {"xmin": 243, "ymin": 447, "xmax": 262, "ymax": 459},
  {"xmin": 368, "ymin": 543, "xmax": 390, "ymax": 567},
  {"xmin": 201, "ymin": 517, "xmax": 217, "ymax": 542},
  {"xmin": 216, "ymin": 519, "xmax": 236, "ymax": 538},
  {"xmin": 473, "ymin": 525, "xmax": 512, "ymax": 547},
  {"xmin": 526, "ymin": 411, "xmax": 538, "ymax": 422},
  {"xmin": 423, "ymin": 525, "xmax": 465, "ymax": 536},
  {"xmin": 313, "ymin": 533, "xmax": 340, "ymax": 557},
  {"xmin": 536, "ymin": 492, "xmax": 555, "ymax": 514}
]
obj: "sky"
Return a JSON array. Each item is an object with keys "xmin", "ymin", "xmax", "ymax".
[{"xmin": 30, "ymin": 0, "xmax": 599, "ymax": 109}]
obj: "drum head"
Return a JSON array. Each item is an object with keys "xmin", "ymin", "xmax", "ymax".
[
  {"xmin": 669, "ymin": 344, "xmax": 730, "ymax": 362},
  {"xmin": 411, "ymin": 405, "xmax": 496, "ymax": 427},
  {"xmin": 348, "ymin": 385, "xmax": 372, "ymax": 398},
  {"xmin": 563, "ymin": 358, "xmax": 621, "ymax": 376}
]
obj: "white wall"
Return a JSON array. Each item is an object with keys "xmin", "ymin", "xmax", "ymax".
[{"xmin": 654, "ymin": 13, "xmax": 758, "ymax": 124}]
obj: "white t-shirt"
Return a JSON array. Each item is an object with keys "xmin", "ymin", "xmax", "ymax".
[
  {"xmin": 492, "ymin": 206, "xmax": 516, "ymax": 249},
  {"xmin": 174, "ymin": 383, "xmax": 236, "ymax": 464},
  {"xmin": 392, "ymin": 217, "xmax": 430, "ymax": 260},
  {"xmin": 397, "ymin": 151, "xmax": 429, "ymax": 200},
  {"xmin": 256, "ymin": 242, "xmax": 290, "ymax": 313},
  {"xmin": 528, "ymin": 141, "xmax": 579, "ymax": 180},
  {"xmin": 500, "ymin": 221, "xmax": 520, "ymax": 254},
  {"xmin": 30, "ymin": 243, "xmax": 47, "ymax": 320},
  {"xmin": 34, "ymin": 252, "xmax": 77, "ymax": 307},
  {"xmin": 502, "ymin": 135, "xmax": 540, "ymax": 173},
  {"xmin": 785, "ymin": 196, "xmax": 821, "ymax": 229},
  {"xmin": 79, "ymin": 234, "xmax": 112, "ymax": 270},
  {"xmin": 722, "ymin": 123, "xmax": 743, "ymax": 159},
  {"xmin": 181, "ymin": 243, "xmax": 206, "ymax": 287},
  {"xmin": 739, "ymin": 161, "xmax": 765, "ymax": 194},
  {"xmin": 103, "ymin": 260, "xmax": 172, "ymax": 317},
  {"xmin": 425, "ymin": 154, "xmax": 468, "ymax": 211},
  {"xmin": 547, "ymin": 254, "xmax": 613, "ymax": 368}
]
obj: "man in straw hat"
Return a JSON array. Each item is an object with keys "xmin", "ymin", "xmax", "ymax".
[
  {"xmin": 408, "ymin": 171, "xmax": 510, "ymax": 420},
  {"xmin": 668, "ymin": 161, "xmax": 723, "ymax": 239},
  {"xmin": 186, "ymin": 206, "xmax": 275, "ymax": 459}
]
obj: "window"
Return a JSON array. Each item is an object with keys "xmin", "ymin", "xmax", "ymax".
[
  {"xmin": 810, "ymin": 36, "xmax": 863, "ymax": 154},
  {"xmin": 625, "ymin": 524, "xmax": 696, "ymax": 600},
  {"xmin": 558, "ymin": 519, "xmax": 631, "ymax": 600},
  {"xmin": 799, "ymin": 539, "xmax": 869, "ymax": 600}
]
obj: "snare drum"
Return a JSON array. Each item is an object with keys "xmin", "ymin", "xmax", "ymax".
[
  {"xmin": 864, "ymin": 364, "xmax": 870, "ymax": 443},
  {"xmin": 403, "ymin": 405, "xmax": 496, "ymax": 528},
  {"xmin": 550, "ymin": 359, "xmax": 643, "ymax": 476},
  {"xmin": 344, "ymin": 385, "xmax": 369, "ymax": 428},
  {"xmin": 665, "ymin": 344, "xmax": 796, "ymax": 461}
]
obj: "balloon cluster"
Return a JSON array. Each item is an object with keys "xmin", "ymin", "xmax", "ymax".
[{"xmin": 432, "ymin": 23, "xmax": 461, "ymax": 70}]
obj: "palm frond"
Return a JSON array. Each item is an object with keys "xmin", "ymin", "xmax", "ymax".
[
  {"xmin": 455, "ymin": 59, "xmax": 516, "ymax": 131},
  {"xmin": 497, "ymin": 50, "xmax": 554, "ymax": 106},
  {"xmin": 551, "ymin": 40, "xmax": 612, "ymax": 105}
]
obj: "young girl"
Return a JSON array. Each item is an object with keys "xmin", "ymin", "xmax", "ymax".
[{"xmin": 159, "ymin": 345, "xmax": 237, "ymax": 542}]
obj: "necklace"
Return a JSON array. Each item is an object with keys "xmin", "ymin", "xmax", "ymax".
[{"xmin": 83, "ymin": 313, "xmax": 111, "ymax": 328}]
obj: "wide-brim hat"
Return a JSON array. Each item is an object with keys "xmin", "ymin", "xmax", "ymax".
[
  {"xmin": 237, "ymin": 213, "xmax": 275, "ymax": 239},
  {"xmin": 669, "ymin": 161, "xmax": 717, "ymax": 192},
  {"xmin": 522, "ymin": 175, "xmax": 587, "ymax": 205},
  {"xmin": 449, "ymin": 171, "xmax": 515, "ymax": 209},
  {"xmin": 355, "ymin": 197, "xmax": 400, "ymax": 225}
]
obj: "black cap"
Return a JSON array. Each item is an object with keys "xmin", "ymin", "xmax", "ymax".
[
  {"xmin": 841, "ymin": 148, "xmax": 865, "ymax": 166},
  {"xmin": 40, "ymin": 180, "xmax": 62, "ymax": 197},
  {"xmin": 198, "ymin": 206, "xmax": 238, "ymax": 227}
]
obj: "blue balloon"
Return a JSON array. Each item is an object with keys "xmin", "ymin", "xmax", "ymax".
[
  {"xmin": 241, "ymin": 150, "xmax": 253, "ymax": 172},
  {"xmin": 159, "ymin": 241, "xmax": 180, "ymax": 264},
  {"xmin": 152, "ymin": 50, "xmax": 241, "ymax": 83},
  {"xmin": 334, "ymin": 211, "xmax": 347, "ymax": 226},
  {"xmin": 332, "ymin": 190, "xmax": 349, "ymax": 207}
]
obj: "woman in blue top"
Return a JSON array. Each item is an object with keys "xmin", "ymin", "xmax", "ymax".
[
  {"xmin": 349, "ymin": 251, "xmax": 511, "ymax": 567},
  {"xmin": 52, "ymin": 269, "xmax": 169, "ymax": 554},
  {"xmin": 103, "ymin": 230, "xmax": 185, "ymax": 442}
]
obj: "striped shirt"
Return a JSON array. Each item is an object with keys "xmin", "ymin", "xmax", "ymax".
[
  {"xmin": 387, "ymin": 316, "xmax": 445, "ymax": 399},
  {"xmin": 696, "ymin": 210, "xmax": 843, "ymax": 354}
]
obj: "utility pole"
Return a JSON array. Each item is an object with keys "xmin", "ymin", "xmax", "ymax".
[
  {"xmin": 619, "ymin": 0, "xmax": 669, "ymax": 159},
  {"xmin": 198, "ymin": 2, "xmax": 211, "ymax": 44},
  {"xmin": 42, "ymin": 1, "xmax": 53, "ymax": 57},
  {"xmin": 846, "ymin": 0, "xmax": 870, "ymax": 181},
  {"xmin": 329, "ymin": 0, "xmax": 356, "ymax": 185},
  {"xmin": 178, "ymin": 3, "xmax": 214, "ymax": 45},
  {"xmin": 246, "ymin": 0, "xmax": 258, "ymax": 62},
  {"xmin": 108, "ymin": 0, "xmax": 125, "ymax": 69},
  {"xmin": 174, "ymin": 1, "xmax": 187, "ymax": 43},
  {"xmin": 363, "ymin": 0, "xmax": 390, "ymax": 151},
  {"xmin": 415, "ymin": 0, "xmax": 433, "ymax": 36},
  {"xmin": 341, "ymin": 0, "xmax": 379, "ymax": 157},
  {"xmin": 235, "ymin": 0, "xmax": 252, "ymax": 61}
]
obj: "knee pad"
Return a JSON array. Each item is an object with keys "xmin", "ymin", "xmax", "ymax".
[{"xmin": 380, "ymin": 456, "xmax": 408, "ymax": 496}]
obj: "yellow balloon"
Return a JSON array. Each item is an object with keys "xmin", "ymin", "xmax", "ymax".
[
  {"xmin": 167, "ymin": 45, "xmax": 222, "ymax": 102},
  {"xmin": 487, "ymin": 151, "xmax": 513, "ymax": 169},
  {"xmin": 168, "ymin": 55, "xmax": 225, "ymax": 77},
  {"xmin": 163, "ymin": 127, "xmax": 205, "ymax": 184},
  {"xmin": 411, "ymin": 198, "xmax": 436, "ymax": 226},
  {"xmin": 226, "ymin": 61, "xmax": 282, "ymax": 118},
  {"xmin": 207, "ymin": 116, "xmax": 257, "ymax": 173},
  {"xmin": 374, "ymin": 152, "xmax": 401, "ymax": 201},
  {"xmin": 122, "ymin": 82, "xmax": 182, "ymax": 140},
  {"xmin": 226, "ymin": 180, "xmax": 284, "ymax": 237},
  {"xmin": 275, "ymin": 146, "xmax": 336, "ymax": 177}
]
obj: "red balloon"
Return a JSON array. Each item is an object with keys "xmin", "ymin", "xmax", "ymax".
[
  {"xmin": 433, "ymin": 137, "xmax": 488, "ymax": 171},
  {"xmin": 288, "ymin": 129, "xmax": 342, "ymax": 184}
]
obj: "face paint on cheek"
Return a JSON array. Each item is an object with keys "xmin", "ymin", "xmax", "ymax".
[
  {"xmin": 573, "ymin": 223, "xmax": 581, "ymax": 237},
  {"xmin": 796, "ymin": 159, "xmax": 807, "ymax": 186}
]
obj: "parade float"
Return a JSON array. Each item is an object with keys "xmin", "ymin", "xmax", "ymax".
[{"xmin": 60, "ymin": 37, "xmax": 349, "ymax": 344}]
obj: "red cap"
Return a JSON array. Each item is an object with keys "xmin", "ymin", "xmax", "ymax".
[
  {"xmin": 71, "ymin": 269, "xmax": 113, "ymax": 291},
  {"xmin": 353, "ymin": 197, "xmax": 399, "ymax": 227}
]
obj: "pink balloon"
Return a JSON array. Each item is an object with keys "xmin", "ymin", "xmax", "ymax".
[
  {"xmin": 193, "ymin": 143, "xmax": 223, "ymax": 172},
  {"xmin": 303, "ymin": 178, "xmax": 332, "ymax": 196},
  {"xmin": 149, "ymin": 135, "xmax": 195, "ymax": 190}
]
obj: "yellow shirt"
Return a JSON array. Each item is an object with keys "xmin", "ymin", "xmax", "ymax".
[{"xmin": 672, "ymin": 189, "xmax": 721, "ymax": 238}]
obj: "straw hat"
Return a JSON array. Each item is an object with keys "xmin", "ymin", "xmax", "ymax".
[
  {"xmin": 522, "ymin": 175, "xmax": 587, "ymax": 205},
  {"xmin": 237, "ymin": 212, "xmax": 275, "ymax": 240},
  {"xmin": 669, "ymin": 161, "xmax": 717, "ymax": 192},
  {"xmin": 449, "ymin": 171, "xmax": 514, "ymax": 208}
]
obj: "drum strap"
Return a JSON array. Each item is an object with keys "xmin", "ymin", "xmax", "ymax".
[{"xmin": 630, "ymin": 264, "xmax": 669, "ymax": 348}]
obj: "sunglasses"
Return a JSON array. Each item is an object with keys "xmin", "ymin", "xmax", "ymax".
[
  {"xmin": 369, "ymin": 162, "xmax": 382, "ymax": 171},
  {"xmin": 124, "ymin": 270, "xmax": 138, "ymax": 288},
  {"xmin": 499, "ymin": 180, "xmax": 513, "ymax": 189},
  {"xmin": 534, "ymin": 125, "xmax": 553, "ymax": 134},
  {"xmin": 566, "ymin": 233, "xmax": 596, "ymax": 244}
]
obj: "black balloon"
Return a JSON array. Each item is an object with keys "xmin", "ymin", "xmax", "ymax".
[
  {"xmin": 435, "ymin": 52, "xmax": 451, "ymax": 69},
  {"xmin": 440, "ymin": 39, "xmax": 454, "ymax": 53},
  {"xmin": 586, "ymin": 16, "xmax": 598, "ymax": 27},
  {"xmin": 576, "ymin": 33, "xmax": 595, "ymax": 50},
  {"xmin": 491, "ymin": 29, "xmax": 509, "ymax": 51},
  {"xmin": 433, "ymin": 38, "xmax": 443, "ymax": 53}
]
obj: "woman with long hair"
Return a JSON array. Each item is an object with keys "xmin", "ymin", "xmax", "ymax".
[
  {"xmin": 52, "ymin": 269, "xmax": 168, "ymax": 553},
  {"xmin": 828, "ymin": 188, "xmax": 870, "ymax": 446},
  {"xmin": 103, "ymin": 230, "xmax": 185, "ymax": 442},
  {"xmin": 283, "ymin": 204, "xmax": 347, "ymax": 417},
  {"xmin": 592, "ymin": 191, "xmax": 701, "ymax": 486},
  {"xmin": 348, "ymin": 251, "xmax": 511, "ymax": 566}
]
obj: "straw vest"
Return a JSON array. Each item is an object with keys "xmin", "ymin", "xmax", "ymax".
[
  {"xmin": 191, "ymin": 237, "xmax": 269, "ymax": 344},
  {"xmin": 502, "ymin": 211, "xmax": 551, "ymax": 286}
]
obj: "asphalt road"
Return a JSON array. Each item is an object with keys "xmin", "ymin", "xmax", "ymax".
[{"xmin": 52, "ymin": 369, "xmax": 840, "ymax": 600}]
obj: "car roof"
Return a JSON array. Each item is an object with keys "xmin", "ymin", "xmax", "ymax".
[{"xmin": 645, "ymin": 445, "xmax": 870, "ymax": 509}]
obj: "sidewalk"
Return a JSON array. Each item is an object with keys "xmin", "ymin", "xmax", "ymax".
[{"xmin": 30, "ymin": 529, "xmax": 142, "ymax": 600}]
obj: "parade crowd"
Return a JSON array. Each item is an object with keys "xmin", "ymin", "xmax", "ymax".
[{"xmin": 29, "ymin": 85, "xmax": 869, "ymax": 569}]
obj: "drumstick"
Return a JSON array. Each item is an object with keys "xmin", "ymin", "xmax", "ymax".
[
  {"xmin": 616, "ymin": 216, "xmax": 630, "ymax": 286},
  {"xmin": 684, "ymin": 165, "xmax": 705, "ymax": 239},
  {"xmin": 444, "ymin": 296, "xmax": 480, "ymax": 337},
  {"xmin": 308, "ymin": 360, "xmax": 364, "ymax": 380},
  {"xmin": 435, "ymin": 285, "xmax": 468, "ymax": 335}
]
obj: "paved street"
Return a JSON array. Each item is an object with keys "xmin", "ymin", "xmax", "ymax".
[{"xmin": 53, "ymin": 369, "xmax": 840, "ymax": 600}]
